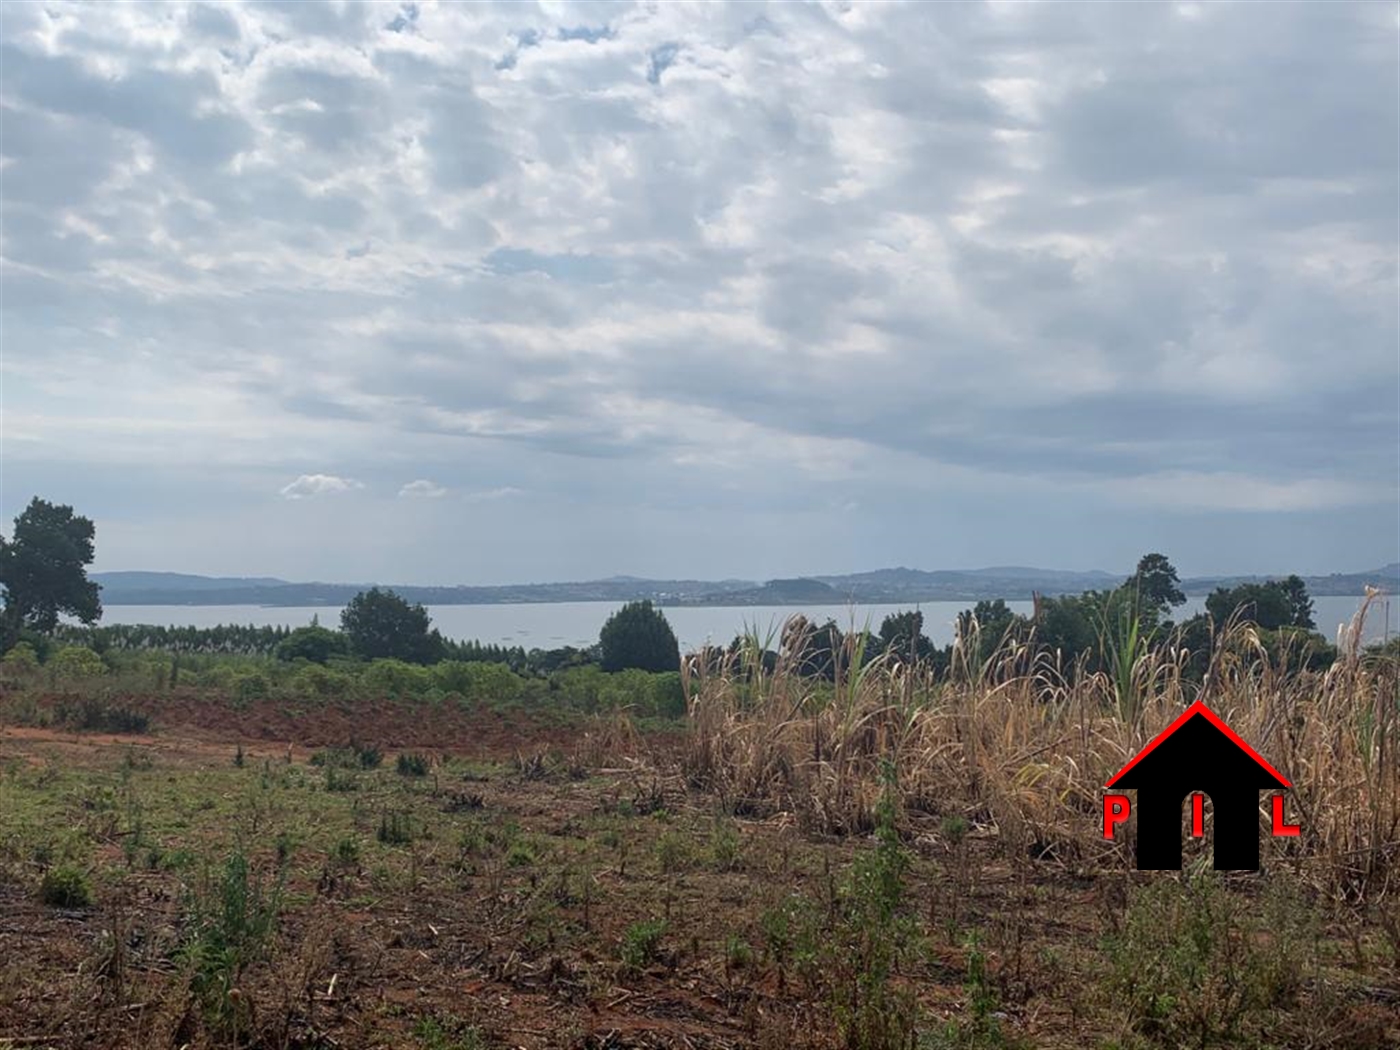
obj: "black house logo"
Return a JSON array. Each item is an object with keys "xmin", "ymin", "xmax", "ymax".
[{"xmin": 1103, "ymin": 701, "xmax": 1300, "ymax": 870}]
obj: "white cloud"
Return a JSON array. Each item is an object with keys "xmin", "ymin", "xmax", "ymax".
[
  {"xmin": 398, "ymin": 478, "xmax": 447, "ymax": 498},
  {"xmin": 1, "ymin": 1, "xmax": 1394, "ymax": 578},
  {"xmin": 463, "ymin": 487, "xmax": 522, "ymax": 503},
  {"xmin": 279, "ymin": 473, "xmax": 364, "ymax": 500}
]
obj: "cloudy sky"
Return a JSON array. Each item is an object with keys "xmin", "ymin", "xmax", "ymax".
[{"xmin": 2, "ymin": 1, "xmax": 1396, "ymax": 585}]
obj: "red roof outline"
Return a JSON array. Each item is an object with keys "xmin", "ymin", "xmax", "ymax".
[{"xmin": 1105, "ymin": 700, "xmax": 1292, "ymax": 789}]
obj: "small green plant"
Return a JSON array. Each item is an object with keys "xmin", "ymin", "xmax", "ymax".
[
  {"xmin": 378, "ymin": 810, "xmax": 415, "ymax": 846},
  {"xmin": 353, "ymin": 740, "xmax": 384, "ymax": 769},
  {"xmin": 1103, "ymin": 872, "xmax": 1315, "ymax": 1048},
  {"xmin": 725, "ymin": 934, "xmax": 754, "ymax": 971},
  {"xmin": 397, "ymin": 752, "xmax": 430, "ymax": 777},
  {"xmin": 325, "ymin": 765, "xmax": 359, "ymax": 793},
  {"xmin": 620, "ymin": 919, "xmax": 667, "ymax": 975},
  {"xmin": 504, "ymin": 839, "xmax": 537, "ymax": 868},
  {"xmin": 181, "ymin": 849, "xmax": 283, "ymax": 1040},
  {"xmin": 830, "ymin": 762, "xmax": 920, "ymax": 1050},
  {"xmin": 711, "ymin": 818, "xmax": 743, "ymax": 871},
  {"xmin": 39, "ymin": 864, "xmax": 92, "ymax": 908},
  {"xmin": 332, "ymin": 836, "xmax": 361, "ymax": 868},
  {"xmin": 233, "ymin": 743, "xmax": 244, "ymax": 768},
  {"xmin": 412, "ymin": 1015, "xmax": 487, "ymax": 1050},
  {"xmin": 655, "ymin": 829, "xmax": 690, "ymax": 874}
]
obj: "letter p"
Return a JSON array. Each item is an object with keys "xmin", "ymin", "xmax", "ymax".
[{"xmin": 1103, "ymin": 794, "xmax": 1131, "ymax": 840}]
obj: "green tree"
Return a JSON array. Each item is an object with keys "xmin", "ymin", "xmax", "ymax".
[
  {"xmin": 1278, "ymin": 574, "xmax": 1316, "ymax": 630},
  {"xmin": 877, "ymin": 610, "xmax": 933, "ymax": 664},
  {"xmin": 0, "ymin": 497, "xmax": 102, "ymax": 649},
  {"xmin": 1127, "ymin": 552, "xmax": 1186, "ymax": 618},
  {"xmin": 275, "ymin": 624, "xmax": 346, "ymax": 664},
  {"xmin": 1205, "ymin": 578, "xmax": 1315, "ymax": 632},
  {"xmin": 598, "ymin": 600, "xmax": 680, "ymax": 673},
  {"xmin": 1032, "ymin": 593, "xmax": 1098, "ymax": 665},
  {"xmin": 339, "ymin": 588, "xmax": 440, "ymax": 664}
]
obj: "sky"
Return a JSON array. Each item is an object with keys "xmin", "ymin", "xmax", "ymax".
[{"xmin": 1, "ymin": 0, "xmax": 1397, "ymax": 586}]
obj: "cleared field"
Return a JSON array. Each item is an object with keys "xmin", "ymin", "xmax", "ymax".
[{"xmin": 0, "ymin": 630, "xmax": 1396, "ymax": 1050}]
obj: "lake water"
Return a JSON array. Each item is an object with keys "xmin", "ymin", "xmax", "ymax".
[{"xmin": 90, "ymin": 595, "xmax": 1393, "ymax": 652}]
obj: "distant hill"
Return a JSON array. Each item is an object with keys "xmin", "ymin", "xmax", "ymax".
[
  {"xmin": 92, "ymin": 571, "xmax": 291, "ymax": 592},
  {"xmin": 89, "ymin": 563, "xmax": 1398, "ymax": 608}
]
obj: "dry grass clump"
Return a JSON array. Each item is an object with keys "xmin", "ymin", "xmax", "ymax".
[{"xmin": 681, "ymin": 600, "xmax": 1397, "ymax": 903}]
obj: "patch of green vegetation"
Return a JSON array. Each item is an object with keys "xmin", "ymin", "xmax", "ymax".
[
  {"xmin": 1103, "ymin": 872, "xmax": 1315, "ymax": 1048},
  {"xmin": 377, "ymin": 810, "xmax": 415, "ymax": 846},
  {"xmin": 39, "ymin": 864, "xmax": 92, "ymax": 908},
  {"xmin": 412, "ymin": 1015, "xmax": 489, "ymax": 1050},
  {"xmin": 397, "ymin": 752, "xmax": 430, "ymax": 777},
  {"xmin": 620, "ymin": 919, "xmax": 667, "ymax": 975}
]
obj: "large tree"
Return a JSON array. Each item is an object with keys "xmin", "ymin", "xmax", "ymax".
[
  {"xmin": 0, "ymin": 497, "xmax": 102, "ymax": 648},
  {"xmin": 1206, "ymin": 577, "xmax": 1316, "ymax": 632},
  {"xmin": 339, "ymin": 588, "xmax": 440, "ymax": 664},
  {"xmin": 1127, "ymin": 552, "xmax": 1186, "ymax": 618},
  {"xmin": 599, "ymin": 600, "xmax": 680, "ymax": 673}
]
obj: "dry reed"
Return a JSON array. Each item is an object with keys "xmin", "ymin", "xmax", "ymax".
[{"xmin": 681, "ymin": 601, "xmax": 1398, "ymax": 903}]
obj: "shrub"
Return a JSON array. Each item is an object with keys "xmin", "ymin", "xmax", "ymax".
[
  {"xmin": 397, "ymin": 752, "xmax": 430, "ymax": 777},
  {"xmin": 288, "ymin": 663, "xmax": 354, "ymax": 699},
  {"xmin": 229, "ymin": 670, "xmax": 270, "ymax": 703},
  {"xmin": 361, "ymin": 658, "xmax": 434, "ymax": 700},
  {"xmin": 434, "ymin": 660, "xmax": 522, "ymax": 704},
  {"xmin": 353, "ymin": 740, "xmax": 384, "ymax": 768},
  {"xmin": 49, "ymin": 645, "xmax": 107, "ymax": 681},
  {"xmin": 1, "ymin": 641, "xmax": 40, "ymax": 679},
  {"xmin": 40, "ymin": 864, "xmax": 92, "ymax": 908},
  {"xmin": 275, "ymin": 624, "xmax": 346, "ymax": 664}
]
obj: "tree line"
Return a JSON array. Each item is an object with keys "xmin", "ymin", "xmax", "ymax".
[{"xmin": 0, "ymin": 496, "xmax": 1377, "ymax": 684}]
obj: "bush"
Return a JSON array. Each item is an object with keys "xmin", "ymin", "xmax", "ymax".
[
  {"xmin": 599, "ymin": 600, "xmax": 680, "ymax": 673},
  {"xmin": 275, "ymin": 624, "xmax": 346, "ymax": 664},
  {"xmin": 396, "ymin": 752, "xmax": 429, "ymax": 777},
  {"xmin": 40, "ymin": 864, "xmax": 92, "ymax": 908},
  {"xmin": 230, "ymin": 670, "xmax": 270, "ymax": 703},
  {"xmin": 361, "ymin": 658, "xmax": 433, "ymax": 700},
  {"xmin": 433, "ymin": 660, "xmax": 522, "ymax": 704},
  {"xmin": 49, "ymin": 645, "xmax": 107, "ymax": 681},
  {"xmin": 1, "ymin": 641, "xmax": 40, "ymax": 679},
  {"xmin": 288, "ymin": 663, "xmax": 354, "ymax": 699}
]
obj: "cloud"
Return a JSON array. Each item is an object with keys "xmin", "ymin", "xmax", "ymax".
[
  {"xmin": 463, "ymin": 487, "xmax": 523, "ymax": 503},
  {"xmin": 398, "ymin": 479, "xmax": 447, "ymax": 498},
  {"xmin": 279, "ymin": 474, "xmax": 364, "ymax": 500},
  {"xmin": 1, "ymin": 1, "xmax": 1394, "ymax": 580}
]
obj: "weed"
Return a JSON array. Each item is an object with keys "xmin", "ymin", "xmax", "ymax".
[
  {"xmin": 181, "ymin": 849, "xmax": 284, "ymax": 1041},
  {"xmin": 397, "ymin": 752, "xmax": 430, "ymax": 777},
  {"xmin": 711, "ymin": 818, "xmax": 743, "ymax": 871},
  {"xmin": 332, "ymin": 836, "xmax": 361, "ymax": 868},
  {"xmin": 39, "ymin": 864, "xmax": 92, "ymax": 908},
  {"xmin": 378, "ymin": 810, "xmax": 415, "ymax": 846},
  {"xmin": 504, "ymin": 839, "xmax": 537, "ymax": 868},
  {"xmin": 620, "ymin": 919, "xmax": 667, "ymax": 975},
  {"xmin": 1103, "ymin": 871, "xmax": 1315, "ymax": 1048},
  {"xmin": 325, "ymin": 765, "xmax": 359, "ymax": 793},
  {"xmin": 413, "ymin": 1015, "xmax": 487, "ymax": 1050}
]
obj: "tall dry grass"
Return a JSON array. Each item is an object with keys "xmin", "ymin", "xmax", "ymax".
[{"xmin": 681, "ymin": 597, "xmax": 1398, "ymax": 903}]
